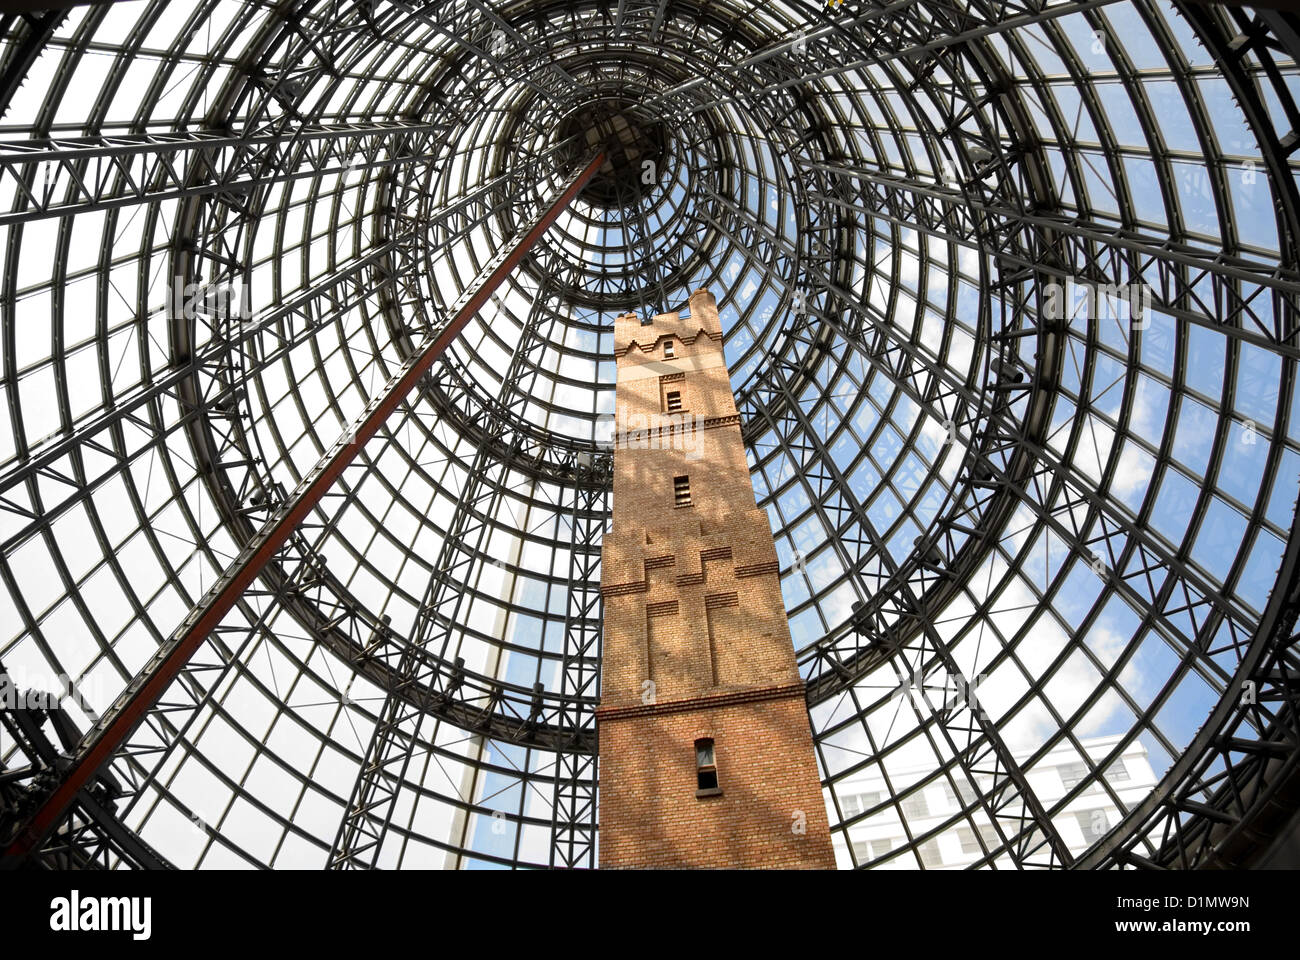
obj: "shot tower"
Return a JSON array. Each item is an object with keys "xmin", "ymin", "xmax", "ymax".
[{"xmin": 597, "ymin": 288, "xmax": 836, "ymax": 869}]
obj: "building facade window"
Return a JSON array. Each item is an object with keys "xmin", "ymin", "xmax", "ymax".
[
  {"xmin": 841, "ymin": 790, "xmax": 882, "ymax": 817},
  {"xmin": 695, "ymin": 738, "xmax": 720, "ymax": 794},
  {"xmin": 666, "ymin": 389, "xmax": 682, "ymax": 413},
  {"xmin": 1059, "ymin": 761, "xmax": 1090, "ymax": 790},
  {"xmin": 957, "ymin": 824, "xmax": 1001, "ymax": 857},
  {"xmin": 663, "ymin": 340, "xmax": 675, "ymax": 358},
  {"xmin": 901, "ymin": 793, "xmax": 929, "ymax": 820},
  {"xmin": 957, "ymin": 826, "xmax": 980, "ymax": 854},
  {"xmin": 852, "ymin": 838, "xmax": 895, "ymax": 862},
  {"xmin": 918, "ymin": 839, "xmax": 944, "ymax": 868},
  {"xmin": 673, "ymin": 474, "xmax": 691, "ymax": 506},
  {"xmin": 943, "ymin": 780, "xmax": 978, "ymax": 807}
]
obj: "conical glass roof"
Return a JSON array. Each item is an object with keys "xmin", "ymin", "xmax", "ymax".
[{"xmin": 1, "ymin": 0, "xmax": 1298, "ymax": 870}]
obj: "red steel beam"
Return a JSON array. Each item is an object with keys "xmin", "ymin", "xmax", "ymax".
[{"xmin": 2, "ymin": 151, "xmax": 605, "ymax": 864}]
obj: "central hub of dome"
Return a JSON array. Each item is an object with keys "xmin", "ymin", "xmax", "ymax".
[{"xmin": 557, "ymin": 99, "xmax": 668, "ymax": 208}]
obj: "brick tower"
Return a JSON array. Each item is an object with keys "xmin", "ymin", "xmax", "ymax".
[{"xmin": 596, "ymin": 288, "xmax": 836, "ymax": 869}]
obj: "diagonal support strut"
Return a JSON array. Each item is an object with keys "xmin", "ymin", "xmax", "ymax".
[{"xmin": 0, "ymin": 150, "xmax": 605, "ymax": 867}]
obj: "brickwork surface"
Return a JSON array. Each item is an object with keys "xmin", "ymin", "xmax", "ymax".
[{"xmin": 598, "ymin": 288, "xmax": 836, "ymax": 869}]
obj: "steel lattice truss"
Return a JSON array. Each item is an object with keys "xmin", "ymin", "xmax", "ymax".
[{"xmin": 0, "ymin": 0, "xmax": 1298, "ymax": 871}]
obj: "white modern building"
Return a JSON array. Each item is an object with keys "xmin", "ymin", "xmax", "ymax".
[{"xmin": 835, "ymin": 735, "xmax": 1158, "ymax": 869}]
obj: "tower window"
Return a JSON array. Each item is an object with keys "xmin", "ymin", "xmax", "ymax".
[
  {"xmin": 663, "ymin": 340, "xmax": 675, "ymax": 358},
  {"xmin": 666, "ymin": 390, "xmax": 682, "ymax": 413},
  {"xmin": 695, "ymin": 738, "xmax": 720, "ymax": 795},
  {"xmin": 673, "ymin": 475, "xmax": 691, "ymax": 507}
]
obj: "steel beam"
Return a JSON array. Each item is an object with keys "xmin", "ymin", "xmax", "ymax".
[
  {"xmin": 722, "ymin": 168, "xmax": 1295, "ymax": 868},
  {"xmin": 0, "ymin": 142, "xmax": 574, "ymax": 556},
  {"xmin": 723, "ymin": 187, "xmax": 1252, "ymax": 700},
  {"xmin": 327, "ymin": 275, "xmax": 569, "ymax": 869},
  {"xmin": 0, "ymin": 150, "xmax": 604, "ymax": 867},
  {"xmin": 750, "ymin": 337, "xmax": 1075, "ymax": 869},
  {"xmin": 548, "ymin": 476, "xmax": 606, "ymax": 869},
  {"xmin": 0, "ymin": 121, "xmax": 450, "ymax": 226},
  {"xmin": 390, "ymin": 0, "xmax": 585, "ymax": 112},
  {"xmin": 326, "ymin": 441, "xmax": 513, "ymax": 869},
  {"xmin": 803, "ymin": 163, "xmax": 1300, "ymax": 352},
  {"xmin": 645, "ymin": 0, "xmax": 1121, "ymax": 118}
]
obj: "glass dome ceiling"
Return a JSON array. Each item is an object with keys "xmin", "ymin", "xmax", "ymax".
[{"xmin": 1, "ymin": 0, "xmax": 1299, "ymax": 870}]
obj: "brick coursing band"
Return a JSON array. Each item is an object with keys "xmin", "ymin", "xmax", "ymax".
[
  {"xmin": 601, "ymin": 580, "xmax": 648, "ymax": 597},
  {"xmin": 704, "ymin": 592, "xmax": 739, "ymax": 609},
  {"xmin": 596, "ymin": 680, "xmax": 808, "ymax": 721},
  {"xmin": 645, "ymin": 599, "xmax": 679, "ymax": 617},
  {"xmin": 609, "ymin": 412, "xmax": 741, "ymax": 446}
]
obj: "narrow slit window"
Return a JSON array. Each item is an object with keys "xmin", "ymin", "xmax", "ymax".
[
  {"xmin": 673, "ymin": 474, "xmax": 691, "ymax": 507},
  {"xmin": 663, "ymin": 340, "xmax": 675, "ymax": 358},
  {"xmin": 666, "ymin": 389, "xmax": 682, "ymax": 413},
  {"xmin": 695, "ymin": 738, "xmax": 719, "ymax": 793}
]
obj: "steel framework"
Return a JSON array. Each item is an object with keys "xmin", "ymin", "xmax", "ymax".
[{"xmin": 3, "ymin": 147, "xmax": 605, "ymax": 865}]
